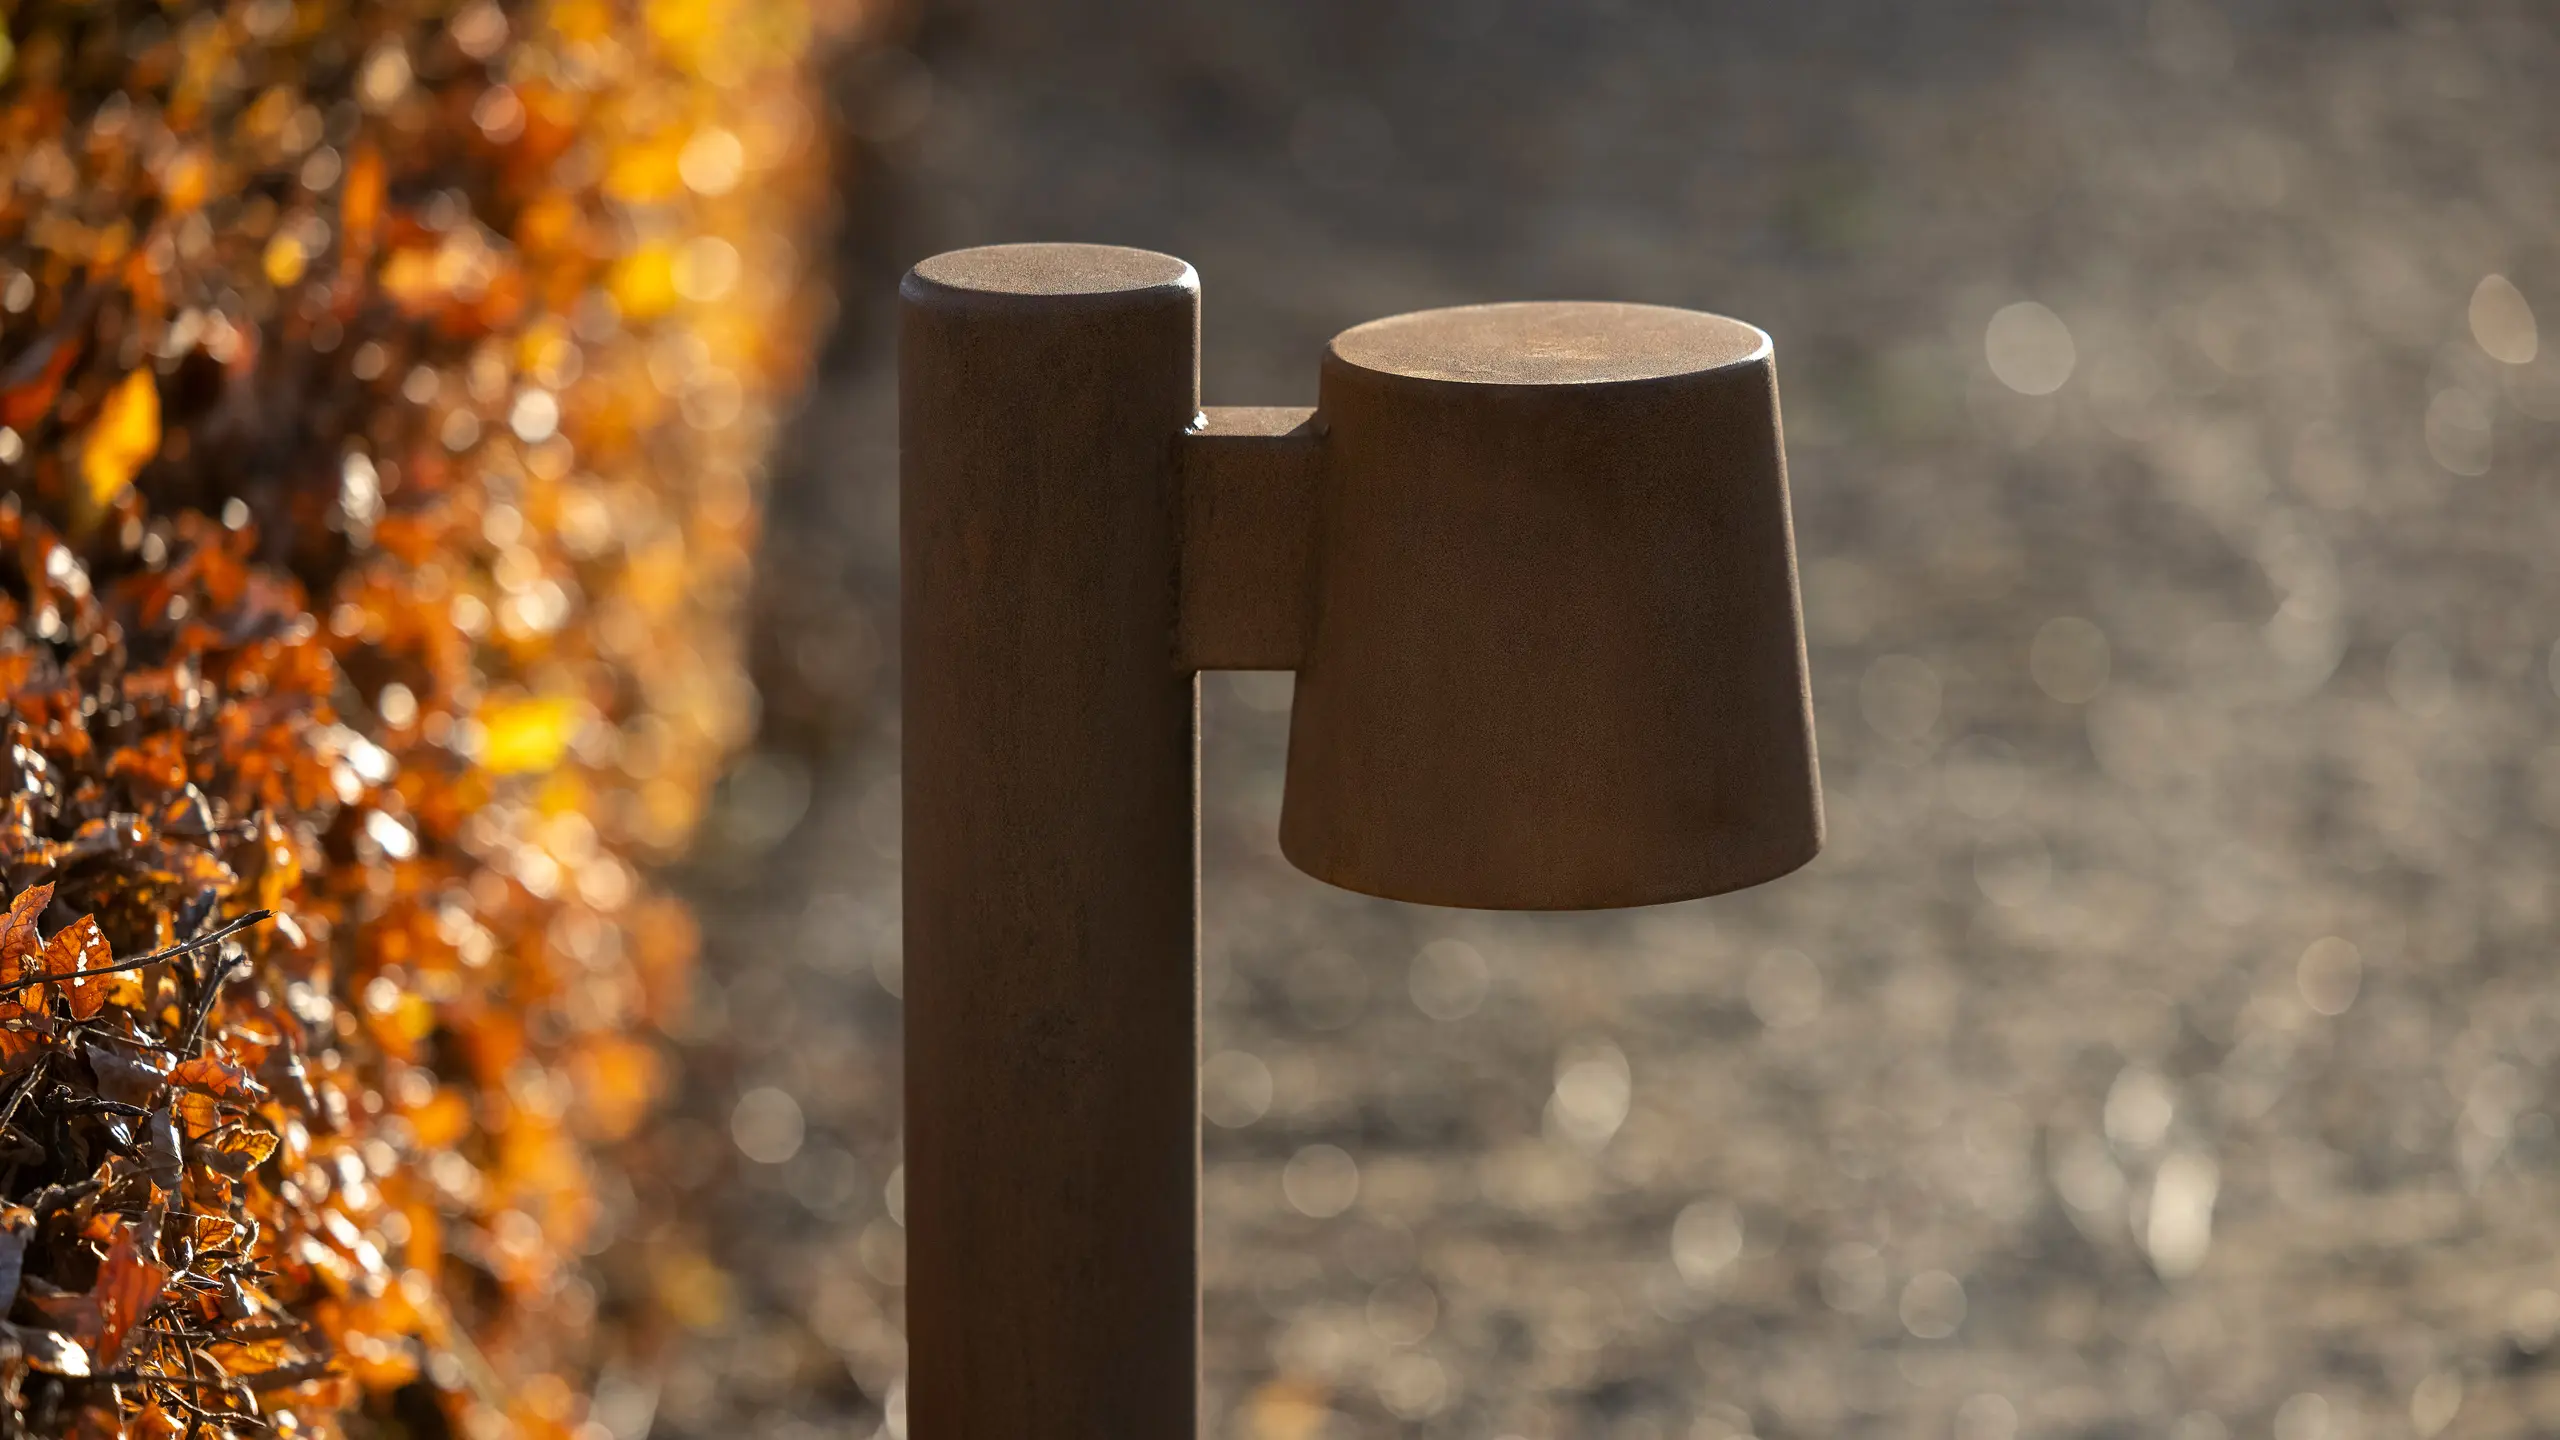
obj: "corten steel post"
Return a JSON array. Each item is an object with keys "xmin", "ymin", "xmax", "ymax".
[
  {"xmin": 903, "ymin": 245, "xmax": 1203, "ymax": 1440},
  {"xmin": 901, "ymin": 242, "xmax": 1821, "ymax": 1438}
]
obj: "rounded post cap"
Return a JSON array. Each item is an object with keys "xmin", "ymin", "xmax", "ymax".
[{"xmin": 903, "ymin": 243, "xmax": 1198, "ymax": 312}]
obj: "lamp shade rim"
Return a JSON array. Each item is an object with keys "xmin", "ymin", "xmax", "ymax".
[
  {"xmin": 1276, "ymin": 829, "xmax": 1824, "ymax": 912},
  {"xmin": 1329, "ymin": 301, "xmax": 1770, "ymax": 390}
]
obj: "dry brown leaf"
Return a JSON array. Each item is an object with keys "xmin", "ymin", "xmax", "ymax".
[
  {"xmin": 90, "ymin": 1221, "xmax": 170, "ymax": 1369},
  {"xmin": 87, "ymin": 1043, "xmax": 174, "ymax": 1109},
  {"xmin": 198, "ymin": 1123, "xmax": 279, "ymax": 1179},
  {"xmin": 170, "ymin": 1054, "xmax": 266, "ymax": 1101},
  {"xmin": 0, "ymin": 883, "xmax": 54, "ymax": 1021},
  {"xmin": 41, "ymin": 916, "xmax": 112, "ymax": 1021},
  {"xmin": 0, "ymin": 1206, "xmax": 29, "ymax": 1310},
  {"xmin": 4, "ymin": 1321, "xmax": 91, "ymax": 1377}
]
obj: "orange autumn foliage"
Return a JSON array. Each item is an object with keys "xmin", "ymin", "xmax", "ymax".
[{"xmin": 0, "ymin": 0, "xmax": 867, "ymax": 1434}]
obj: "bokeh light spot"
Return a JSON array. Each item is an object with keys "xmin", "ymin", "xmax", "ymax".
[
  {"xmin": 1899, "ymin": 1270, "xmax": 1967, "ymax": 1338},
  {"xmin": 2470, "ymin": 274, "xmax": 2539, "ymax": 365},
  {"xmin": 1985, "ymin": 301, "xmax": 2077, "ymax": 395},
  {"xmin": 2296, "ymin": 937, "xmax": 2362, "ymax": 1017},
  {"xmin": 1282, "ymin": 1144, "xmax": 1360, "ymax": 1218},
  {"xmin": 729, "ymin": 1086, "xmax": 806, "ymax": 1165},
  {"xmin": 1408, "ymin": 938, "xmax": 1489, "ymax": 1020},
  {"xmin": 1746, "ymin": 950, "xmax": 1824, "ymax": 1030},
  {"xmin": 1203, "ymin": 1050, "xmax": 1275, "ymax": 1129},
  {"xmin": 2029, "ymin": 617, "xmax": 2110, "ymax": 703}
]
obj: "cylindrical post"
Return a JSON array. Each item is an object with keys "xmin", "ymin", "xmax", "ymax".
[{"xmin": 901, "ymin": 244, "xmax": 1202, "ymax": 1437}]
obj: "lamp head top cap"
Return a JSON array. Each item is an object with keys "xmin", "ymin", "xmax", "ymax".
[
  {"xmin": 905, "ymin": 243, "xmax": 1197, "ymax": 301},
  {"xmin": 1329, "ymin": 301, "xmax": 1768, "ymax": 388}
]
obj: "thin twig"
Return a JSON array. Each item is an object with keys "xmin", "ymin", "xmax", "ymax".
[
  {"xmin": 0, "ymin": 1053, "xmax": 53, "ymax": 1129},
  {"xmin": 25, "ymin": 1175, "xmax": 106, "ymax": 1217},
  {"xmin": 173, "ymin": 952, "xmax": 248, "ymax": 1056},
  {"xmin": 0, "ymin": 911, "xmax": 275, "ymax": 999},
  {"xmin": 138, "ymin": 1319, "xmax": 311, "ymax": 1345},
  {"xmin": 86, "ymin": 1361, "xmax": 333, "ymax": 1393}
]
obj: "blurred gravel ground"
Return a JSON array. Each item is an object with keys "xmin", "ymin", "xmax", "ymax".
[{"xmin": 640, "ymin": 3, "xmax": 2560, "ymax": 1437}]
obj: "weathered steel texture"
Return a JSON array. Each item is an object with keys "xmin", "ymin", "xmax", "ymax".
[
  {"xmin": 901, "ymin": 247, "xmax": 1823, "ymax": 1437},
  {"xmin": 1177, "ymin": 405, "xmax": 1323, "ymax": 671},
  {"xmin": 900, "ymin": 243, "xmax": 1202, "ymax": 1440},
  {"xmin": 1277, "ymin": 301, "xmax": 1823, "ymax": 908}
]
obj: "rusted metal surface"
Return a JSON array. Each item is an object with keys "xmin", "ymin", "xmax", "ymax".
[
  {"xmin": 1280, "ymin": 302, "xmax": 1823, "ymax": 909},
  {"xmin": 1178, "ymin": 406, "xmax": 1324, "ymax": 671},
  {"xmin": 900, "ymin": 243, "xmax": 1203, "ymax": 1440},
  {"xmin": 902, "ymin": 247, "xmax": 1818, "ymax": 1435}
]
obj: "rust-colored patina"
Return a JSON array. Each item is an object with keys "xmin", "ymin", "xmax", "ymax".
[
  {"xmin": 901, "ymin": 245, "xmax": 1820, "ymax": 1437},
  {"xmin": 902, "ymin": 244, "xmax": 1202, "ymax": 1440},
  {"xmin": 1284, "ymin": 301, "xmax": 1821, "ymax": 908}
]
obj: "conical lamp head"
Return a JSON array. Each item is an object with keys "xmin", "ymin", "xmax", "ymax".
[{"xmin": 1278, "ymin": 301, "xmax": 1822, "ymax": 910}]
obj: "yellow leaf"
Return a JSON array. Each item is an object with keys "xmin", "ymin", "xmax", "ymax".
[
  {"xmin": 648, "ymin": 1244, "xmax": 733, "ymax": 1331},
  {"xmin": 569, "ymin": 1034, "xmax": 662, "ymax": 1141},
  {"xmin": 81, "ymin": 370, "xmax": 161, "ymax": 506},
  {"xmin": 545, "ymin": 0, "xmax": 619, "ymax": 43},
  {"xmin": 380, "ymin": 247, "xmax": 443, "ymax": 313},
  {"xmin": 609, "ymin": 243, "xmax": 679, "ymax": 321},
  {"xmin": 478, "ymin": 695, "xmax": 585, "ymax": 774},
  {"xmin": 604, "ymin": 132, "xmax": 687, "ymax": 205},
  {"xmin": 161, "ymin": 148, "xmax": 213, "ymax": 213},
  {"xmin": 263, "ymin": 233, "xmax": 309, "ymax": 287},
  {"xmin": 1247, "ymin": 1378, "xmax": 1332, "ymax": 1440}
]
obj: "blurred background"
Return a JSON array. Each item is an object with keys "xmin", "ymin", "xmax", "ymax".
[{"xmin": 644, "ymin": 1, "xmax": 2560, "ymax": 1436}]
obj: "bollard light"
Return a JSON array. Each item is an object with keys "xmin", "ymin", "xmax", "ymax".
[{"xmin": 900, "ymin": 243, "xmax": 1821, "ymax": 1437}]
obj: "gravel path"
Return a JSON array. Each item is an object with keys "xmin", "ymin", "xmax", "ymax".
[{"xmin": 647, "ymin": 4, "xmax": 2560, "ymax": 1437}]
